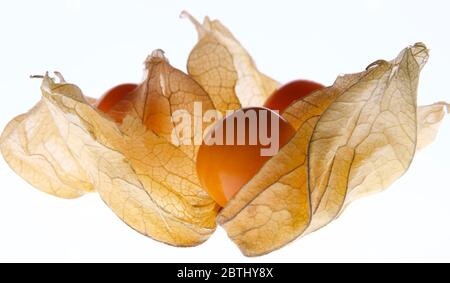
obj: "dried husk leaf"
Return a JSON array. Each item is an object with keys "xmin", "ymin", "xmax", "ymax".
[
  {"xmin": 217, "ymin": 69, "xmax": 374, "ymax": 256},
  {"xmin": 0, "ymin": 100, "xmax": 93, "ymax": 198},
  {"xmin": 100, "ymin": 50, "xmax": 216, "ymax": 160},
  {"xmin": 307, "ymin": 44, "xmax": 427, "ymax": 231},
  {"xmin": 331, "ymin": 102, "xmax": 450, "ymax": 219},
  {"xmin": 416, "ymin": 102, "xmax": 449, "ymax": 151},
  {"xmin": 184, "ymin": 11, "xmax": 279, "ymax": 111},
  {"xmin": 219, "ymin": 43, "xmax": 443, "ymax": 256},
  {"xmin": 216, "ymin": 128, "xmax": 312, "ymax": 256},
  {"xmin": 1, "ymin": 72, "xmax": 219, "ymax": 246}
]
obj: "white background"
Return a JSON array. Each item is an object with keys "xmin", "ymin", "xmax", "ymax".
[{"xmin": 0, "ymin": 0, "xmax": 449, "ymax": 263}]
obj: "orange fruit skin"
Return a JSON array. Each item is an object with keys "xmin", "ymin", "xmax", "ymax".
[
  {"xmin": 96, "ymin": 83, "xmax": 138, "ymax": 121},
  {"xmin": 196, "ymin": 107, "xmax": 296, "ymax": 207},
  {"xmin": 263, "ymin": 79, "xmax": 324, "ymax": 112}
]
